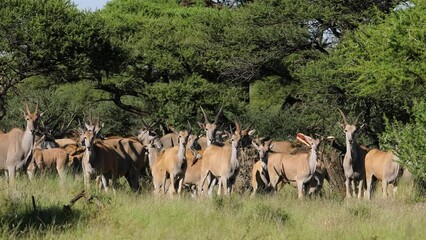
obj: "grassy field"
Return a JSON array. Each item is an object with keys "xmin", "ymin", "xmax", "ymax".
[{"xmin": 0, "ymin": 174, "xmax": 425, "ymax": 240}]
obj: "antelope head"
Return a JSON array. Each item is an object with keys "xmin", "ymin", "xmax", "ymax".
[
  {"xmin": 187, "ymin": 132, "xmax": 200, "ymax": 150},
  {"xmin": 252, "ymin": 139, "xmax": 273, "ymax": 162},
  {"xmin": 177, "ymin": 130, "xmax": 191, "ymax": 148},
  {"xmin": 296, "ymin": 133, "xmax": 320, "ymax": 150},
  {"xmin": 81, "ymin": 119, "xmax": 103, "ymax": 152},
  {"xmin": 198, "ymin": 106, "xmax": 222, "ymax": 146},
  {"xmin": 21, "ymin": 103, "xmax": 44, "ymax": 135},
  {"xmin": 137, "ymin": 119, "xmax": 162, "ymax": 148},
  {"xmin": 239, "ymin": 122, "xmax": 256, "ymax": 148},
  {"xmin": 338, "ymin": 109, "xmax": 363, "ymax": 145},
  {"xmin": 229, "ymin": 121, "xmax": 242, "ymax": 149}
]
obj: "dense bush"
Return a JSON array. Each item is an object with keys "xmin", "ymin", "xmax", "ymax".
[{"xmin": 381, "ymin": 101, "xmax": 426, "ymax": 192}]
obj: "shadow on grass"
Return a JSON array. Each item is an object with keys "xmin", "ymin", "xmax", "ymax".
[{"xmin": 0, "ymin": 200, "xmax": 86, "ymax": 237}]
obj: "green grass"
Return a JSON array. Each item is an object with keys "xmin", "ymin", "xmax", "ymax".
[{"xmin": 0, "ymin": 174, "xmax": 425, "ymax": 240}]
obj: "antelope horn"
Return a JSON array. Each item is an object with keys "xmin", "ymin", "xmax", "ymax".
[
  {"xmin": 150, "ymin": 119, "xmax": 160, "ymax": 128},
  {"xmin": 353, "ymin": 111, "xmax": 364, "ymax": 126},
  {"xmin": 95, "ymin": 116, "xmax": 100, "ymax": 129},
  {"xmin": 25, "ymin": 103, "xmax": 30, "ymax": 114},
  {"xmin": 245, "ymin": 122, "xmax": 255, "ymax": 131},
  {"xmin": 337, "ymin": 108, "xmax": 348, "ymax": 125},
  {"xmin": 35, "ymin": 102, "xmax": 39, "ymax": 114},
  {"xmin": 142, "ymin": 119, "xmax": 149, "ymax": 128},
  {"xmin": 235, "ymin": 121, "xmax": 241, "ymax": 134},
  {"xmin": 214, "ymin": 107, "xmax": 222, "ymax": 124},
  {"xmin": 200, "ymin": 106, "xmax": 210, "ymax": 123},
  {"xmin": 88, "ymin": 112, "xmax": 93, "ymax": 127},
  {"xmin": 187, "ymin": 120, "xmax": 192, "ymax": 132},
  {"xmin": 252, "ymin": 141, "xmax": 259, "ymax": 150}
]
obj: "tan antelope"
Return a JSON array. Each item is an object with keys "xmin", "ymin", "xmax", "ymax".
[
  {"xmin": 55, "ymin": 138, "xmax": 78, "ymax": 148},
  {"xmin": 255, "ymin": 136, "xmax": 300, "ymax": 154},
  {"xmin": 145, "ymin": 133, "xmax": 207, "ymax": 196},
  {"xmin": 198, "ymin": 106, "xmax": 222, "ymax": 146},
  {"xmin": 338, "ymin": 109, "xmax": 369, "ymax": 198},
  {"xmin": 199, "ymin": 122, "xmax": 242, "ymax": 196},
  {"xmin": 181, "ymin": 148, "xmax": 204, "ymax": 196},
  {"xmin": 27, "ymin": 147, "xmax": 69, "ymax": 185},
  {"xmin": 365, "ymin": 149, "xmax": 402, "ymax": 199},
  {"xmin": 267, "ymin": 133, "xmax": 321, "ymax": 198},
  {"xmin": 80, "ymin": 122, "xmax": 119, "ymax": 192},
  {"xmin": 0, "ymin": 103, "xmax": 44, "ymax": 185},
  {"xmin": 180, "ymin": 133, "xmax": 209, "ymax": 196},
  {"xmin": 66, "ymin": 144, "xmax": 85, "ymax": 173},
  {"xmin": 162, "ymin": 130, "xmax": 190, "ymax": 194},
  {"xmin": 145, "ymin": 141, "xmax": 167, "ymax": 194},
  {"xmin": 251, "ymin": 140, "xmax": 273, "ymax": 196}
]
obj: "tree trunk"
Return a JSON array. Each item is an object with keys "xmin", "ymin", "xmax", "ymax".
[
  {"xmin": 320, "ymin": 144, "xmax": 346, "ymax": 195},
  {"xmin": 0, "ymin": 96, "xmax": 6, "ymax": 121}
]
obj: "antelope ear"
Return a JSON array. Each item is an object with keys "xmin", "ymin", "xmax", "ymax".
[
  {"xmin": 252, "ymin": 141, "xmax": 259, "ymax": 150},
  {"xmin": 248, "ymin": 129, "xmax": 256, "ymax": 136},
  {"xmin": 269, "ymin": 143, "xmax": 275, "ymax": 150},
  {"xmin": 197, "ymin": 122, "xmax": 205, "ymax": 129},
  {"xmin": 20, "ymin": 109, "xmax": 26, "ymax": 117}
]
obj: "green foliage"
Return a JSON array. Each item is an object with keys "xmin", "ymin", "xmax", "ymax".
[
  {"xmin": 0, "ymin": 0, "xmax": 88, "ymax": 80},
  {"xmin": 145, "ymin": 75, "xmax": 247, "ymax": 129},
  {"xmin": 293, "ymin": 1, "xmax": 426, "ymax": 144},
  {"xmin": 381, "ymin": 101, "xmax": 426, "ymax": 182}
]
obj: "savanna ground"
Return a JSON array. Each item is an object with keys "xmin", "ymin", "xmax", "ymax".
[{"xmin": 0, "ymin": 172, "xmax": 424, "ymax": 240}]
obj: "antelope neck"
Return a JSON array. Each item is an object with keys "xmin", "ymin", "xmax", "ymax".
[
  {"xmin": 308, "ymin": 145, "xmax": 318, "ymax": 174},
  {"xmin": 177, "ymin": 143, "xmax": 186, "ymax": 161},
  {"xmin": 22, "ymin": 127, "xmax": 35, "ymax": 153},
  {"xmin": 230, "ymin": 142, "xmax": 239, "ymax": 165}
]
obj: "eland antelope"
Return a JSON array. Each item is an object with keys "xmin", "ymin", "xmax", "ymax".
[
  {"xmin": 267, "ymin": 133, "xmax": 321, "ymax": 198},
  {"xmin": 80, "ymin": 122, "xmax": 119, "ymax": 192},
  {"xmin": 0, "ymin": 103, "xmax": 44, "ymax": 185},
  {"xmin": 338, "ymin": 109, "xmax": 369, "ymax": 198},
  {"xmin": 365, "ymin": 149, "xmax": 403, "ymax": 199},
  {"xmin": 199, "ymin": 122, "xmax": 242, "ymax": 196}
]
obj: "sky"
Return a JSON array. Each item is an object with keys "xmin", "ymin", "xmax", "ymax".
[{"xmin": 72, "ymin": 0, "xmax": 110, "ymax": 11}]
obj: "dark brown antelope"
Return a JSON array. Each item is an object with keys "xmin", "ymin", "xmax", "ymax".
[
  {"xmin": 80, "ymin": 122, "xmax": 119, "ymax": 192},
  {"xmin": 338, "ymin": 109, "xmax": 369, "ymax": 198}
]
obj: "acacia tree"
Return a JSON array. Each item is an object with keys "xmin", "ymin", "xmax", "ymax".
[{"xmin": 0, "ymin": 0, "xmax": 127, "ymax": 120}]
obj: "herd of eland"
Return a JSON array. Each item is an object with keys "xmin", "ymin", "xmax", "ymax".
[{"xmin": 0, "ymin": 104, "xmax": 406, "ymax": 200}]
